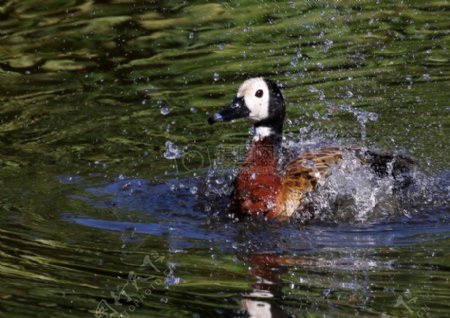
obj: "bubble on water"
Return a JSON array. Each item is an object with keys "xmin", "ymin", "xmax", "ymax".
[{"xmin": 163, "ymin": 141, "xmax": 183, "ymax": 160}]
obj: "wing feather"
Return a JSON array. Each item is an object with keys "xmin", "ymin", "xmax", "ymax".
[{"xmin": 277, "ymin": 147, "xmax": 344, "ymax": 217}]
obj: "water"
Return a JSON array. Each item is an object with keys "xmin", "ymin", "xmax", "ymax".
[{"xmin": 1, "ymin": 1, "xmax": 449, "ymax": 317}]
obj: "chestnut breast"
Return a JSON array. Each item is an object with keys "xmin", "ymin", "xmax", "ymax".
[{"xmin": 231, "ymin": 138, "xmax": 282, "ymax": 215}]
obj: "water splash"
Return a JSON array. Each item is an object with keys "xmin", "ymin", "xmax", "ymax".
[
  {"xmin": 300, "ymin": 151, "xmax": 398, "ymax": 223},
  {"xmin": 157, "ymin": 99, "xmax": 171, "ymax": 116},
  {"xmin": 324, "ymin": 101, "xmax": 378, "ymax": 145},
  {"xmin": 163, "ymin": 141, "xmax": 183, "ymax": 160}
]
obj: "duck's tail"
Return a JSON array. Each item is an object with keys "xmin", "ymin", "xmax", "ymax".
[{"xmin": 363, "ymin": 149, "xmax": 417, "ymax": 189}]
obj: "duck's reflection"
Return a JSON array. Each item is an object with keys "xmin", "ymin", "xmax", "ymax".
[
  {"xmin": 240, "ymin": 252, "xmax": 303, "ymax": 318},
  {"xmin": 232, "ymin": 219, "xmax": 381, "ymax": 318}
]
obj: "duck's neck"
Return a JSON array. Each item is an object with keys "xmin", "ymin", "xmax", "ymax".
[
  {"xmin": 251, "ymin": 127, "xmax": 282, "ymax": 164},
  {"xmin": 253, "ymin": 126, "xmax": 282, "ymax": 148}
]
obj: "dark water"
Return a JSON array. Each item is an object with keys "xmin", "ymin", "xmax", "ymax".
[{"xmin": 1, "ymin": 1, "xmax": 449, "ymax": 317}]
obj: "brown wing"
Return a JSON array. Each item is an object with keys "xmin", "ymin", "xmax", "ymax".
[
  {"xmin": 277, "ymin": 147, "xmax": 344, "ymax": 217},
  {"xmin": 274, "ymin": 145, "xmax": 415, "ymax": 217}
]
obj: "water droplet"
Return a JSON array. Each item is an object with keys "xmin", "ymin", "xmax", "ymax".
[
  {"xmin": 160, "ymin": 106, "xmax": 170, "ymax": 116},
  {"xmin": 189, "ymin": 32, "xmax": 195, "ymax": 39},
  {"xmin": 324, "ymin": 39, "xmax": 334, "ymax": 52},
  {"xmin": 266, "ymin": 201, "xmax": 276, "ymax": 210},
  {"xmin": 213, "ymin": 72, "xmax": 220, "ymax": 82},
  {"xmin": 368, "ymin": 112, "xmax": 378, "ymax": 121},
  {"xmin": 190, "ymin": 186, "xmax": 198, "ymax": 195},
  {"xmin": 318, "ymin": 91, "xmax": 326, "ymax": 100},
  {"xmin": 164, "ymin": 141, "xmax": 183, "ymax": 160},
  {"xmin": 190, "ymin": 107, "xmax": 198, "ymax": 113}
]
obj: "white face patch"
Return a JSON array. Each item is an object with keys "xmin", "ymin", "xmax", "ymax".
[{"xmin": 237, "ymin": 77, "xmax": 270, "ymax": 123}]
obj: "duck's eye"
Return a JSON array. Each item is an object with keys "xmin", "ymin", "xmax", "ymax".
[{"xmin": 255, "ymin": 89, "xmax": 263, "ymax": 98}]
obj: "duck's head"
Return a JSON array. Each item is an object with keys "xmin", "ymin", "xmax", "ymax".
[{"xmin": 208, "ymin": 77, "xmax": 285, "ymax": 135}]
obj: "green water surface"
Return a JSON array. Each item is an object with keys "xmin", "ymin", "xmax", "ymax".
[{"xmin": 0, "ymin": 1, "xmax": 449, "ymax": 317}]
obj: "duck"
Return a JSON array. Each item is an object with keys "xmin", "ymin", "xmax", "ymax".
[{"xmin": 208, "ymin": 77, "xmax": 414, "ymax": 218}]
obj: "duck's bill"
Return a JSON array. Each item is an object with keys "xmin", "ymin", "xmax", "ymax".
[{"xmin": 208, "ymin": 97, "xmax": 250, "ymax": 125}]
